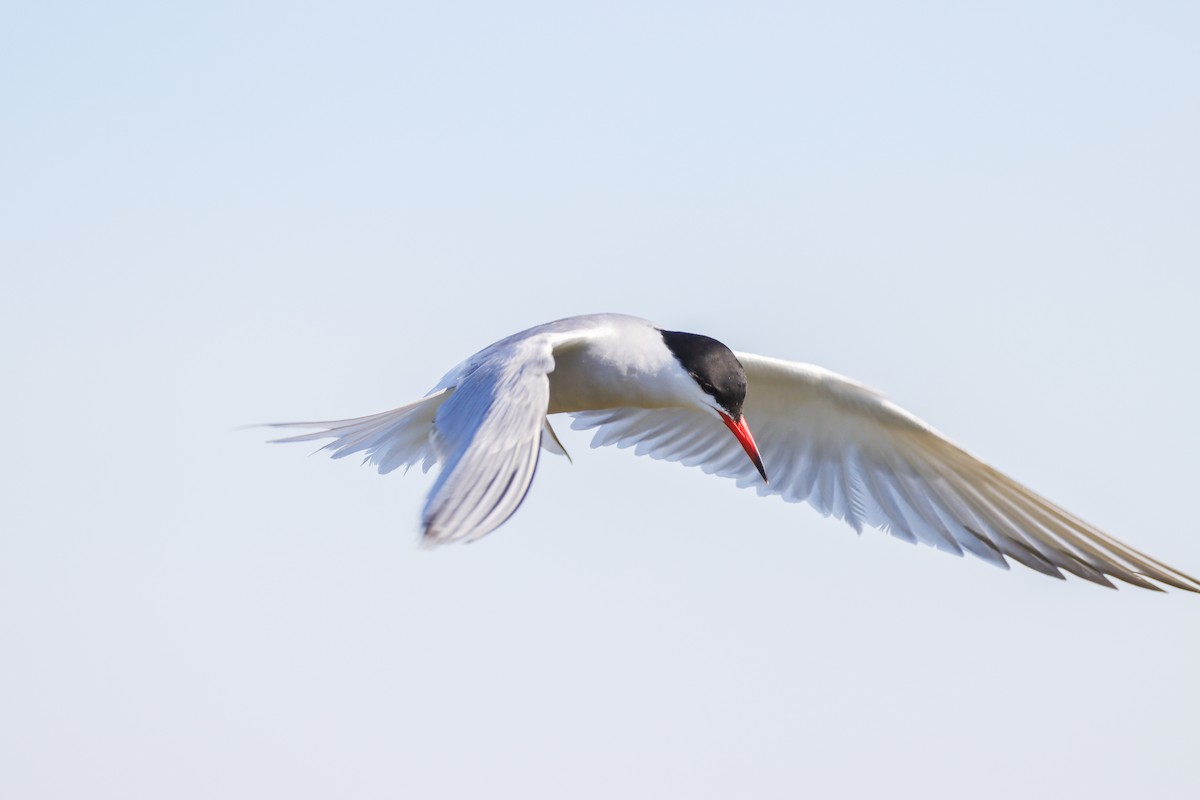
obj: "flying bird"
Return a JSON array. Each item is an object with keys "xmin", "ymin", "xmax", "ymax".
[{"xmin": 270, "ymin": 314, "xmax": 1198, "ymax": 592}]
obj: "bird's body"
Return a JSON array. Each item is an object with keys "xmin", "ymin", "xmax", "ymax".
[
  {"xmin": 271, "ymin": 314, "xmax": 1199, "ymax": 593},
  {"xmin": 453, "ymin": 314, "xmax": 700, "ymax": 415}
]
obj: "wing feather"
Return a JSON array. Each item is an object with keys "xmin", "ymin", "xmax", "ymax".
[
  {"xmin": 570, "ymin": 351, "xmax": 1199, "ymax": 592},
  {"xmin": 421, "ymin": 337, "xmax": 557, "ymax": 544},
  {"xmin": 272, "ymin": 336, "xmax": 559, "ymax": 545}
]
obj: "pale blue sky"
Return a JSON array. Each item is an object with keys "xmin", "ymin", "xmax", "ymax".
[{"xmin": 3, "ymin": 2, "xmax": 1199, "ymax": 798}]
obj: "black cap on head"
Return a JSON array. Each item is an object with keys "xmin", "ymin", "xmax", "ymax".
[{"xmin": 659, "ymin": 329, "xmax": 748, "ymax": 419}]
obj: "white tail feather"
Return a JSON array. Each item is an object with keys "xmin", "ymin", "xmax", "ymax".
[{"xmin": 268, "ymin": 389, "xmax": 453, "ymax": 474}]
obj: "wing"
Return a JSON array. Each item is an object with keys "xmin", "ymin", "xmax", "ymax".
[
  {"xmin": 571, "ymin": 352, "xmax": 1199, "ymax": 592},
  {"xmin": 419, "ymin": 335, "xmax": 557, "ymax": 545}
]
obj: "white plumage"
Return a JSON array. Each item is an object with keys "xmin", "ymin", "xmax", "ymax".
[{"xmin": 270, "ymin": 314, "xmax": 1199, "ymax": 592}]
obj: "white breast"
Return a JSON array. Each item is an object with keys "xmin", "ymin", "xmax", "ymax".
[{"xmin": 546, "ymin": 317, "xmax": 692, "ymax": 414}]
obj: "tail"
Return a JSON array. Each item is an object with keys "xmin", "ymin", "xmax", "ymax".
[{"xmin": 266, "ymin": 389, "xmax": 453, "ymax": 474}]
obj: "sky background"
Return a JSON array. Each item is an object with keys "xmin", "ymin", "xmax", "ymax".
[{"xmin": 3, "ymin": 2, "xmax": 1199, "ymax": 798}]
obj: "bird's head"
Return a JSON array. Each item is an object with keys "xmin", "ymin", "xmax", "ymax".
[{"xmin": 660, "ymin": 329, "xmax": 768, "ymax": 483}]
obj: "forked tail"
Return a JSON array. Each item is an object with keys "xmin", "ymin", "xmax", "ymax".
[{"xmin": 266, "ymin": 389, "xmax": 453, "ymax": 474}]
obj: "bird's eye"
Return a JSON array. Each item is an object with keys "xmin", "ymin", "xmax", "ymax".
[{"xmin": 689, "ymin": 372, "xmax": 716, "ymax": 393}]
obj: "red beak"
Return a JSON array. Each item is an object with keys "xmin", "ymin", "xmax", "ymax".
[{"xmin": 720, "ymin": 413, "xmax": 768, "ymax": 484}]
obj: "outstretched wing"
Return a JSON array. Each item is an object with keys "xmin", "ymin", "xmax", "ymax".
[
  {"xmin": 420, "ymin": 335, "xmax": 558, "ymax": 544},
  {"xmin": 571, "ymin": 352, "xmax": 1199, "ymax": 592}
]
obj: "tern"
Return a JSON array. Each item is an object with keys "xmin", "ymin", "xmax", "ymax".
[{"xmin": 271, "ymin": 313, "xmax": 1198, "ymax": 592}]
